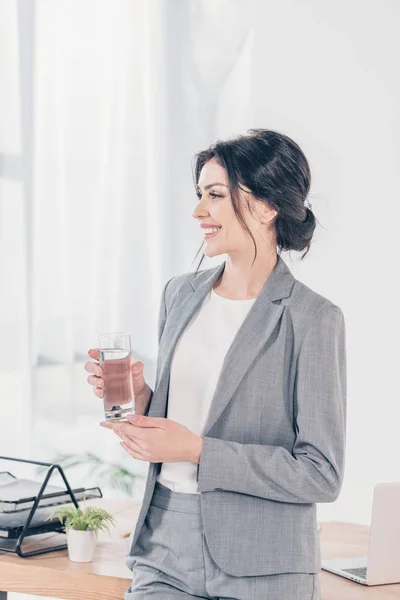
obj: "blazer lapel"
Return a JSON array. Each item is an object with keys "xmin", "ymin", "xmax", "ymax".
[{"xmin": 150, "ymin": 255, "xmax": 295, "ymax": 437}]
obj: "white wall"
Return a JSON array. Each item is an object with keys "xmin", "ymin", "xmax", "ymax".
[{"xmin": 248, "ymin": 0, "xmax": 400, "ymax": 525}]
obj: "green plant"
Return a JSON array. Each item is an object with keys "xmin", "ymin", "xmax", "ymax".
[
  {"xmin": 46, "ymin": 504, "xmax": 116, "ymax": 535},
  {"xmin": 36, "ymin": 451, "xmax": 145, "ymax": 496}
]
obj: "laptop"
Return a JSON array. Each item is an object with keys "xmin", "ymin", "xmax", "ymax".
[{"xmin": 321, "ymin": 482, "xmax": 400, "ymax": 586}]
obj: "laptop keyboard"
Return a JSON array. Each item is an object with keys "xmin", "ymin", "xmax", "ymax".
[{"xmin": 343, "ymin": 567, "xmax": 367, "ymax": 580}]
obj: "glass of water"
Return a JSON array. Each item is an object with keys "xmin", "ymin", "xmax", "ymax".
[{"xmin": 97, "ymin": 331, "xmax": 135, "ymax": 422}]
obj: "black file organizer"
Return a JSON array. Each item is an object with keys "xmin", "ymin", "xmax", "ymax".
[{"xmin": 0, "ymin": 455, "xmax": 102, "ymax": 557}]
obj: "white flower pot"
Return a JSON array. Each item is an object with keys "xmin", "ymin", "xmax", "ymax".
[{"xmin": 66, "ymin": 528, "xmax": 98, "ymax": 562}]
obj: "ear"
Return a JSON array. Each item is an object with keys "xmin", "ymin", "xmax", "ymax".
[{"xmin": 259, "ymin": 202, "xmax": 278, "ymax": 225}]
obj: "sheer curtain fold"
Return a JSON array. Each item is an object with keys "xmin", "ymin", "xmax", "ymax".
[
  {"xmin": 33, "ymin": 0, "xmax": 158, "ymax": 366},
  {"xmin": 32, "ymin": 0, "xmax": 253, "ymax": 368},
  {"xmin": 1, "ymin": 0, "xmax": 253, "ymax": 455}
]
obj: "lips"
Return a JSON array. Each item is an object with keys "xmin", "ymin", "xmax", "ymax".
[{"xmin": 204, "ymin": 228, "xmax": 221, "ymax": 239}]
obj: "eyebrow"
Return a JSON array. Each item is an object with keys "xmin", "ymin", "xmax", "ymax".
[{"xmin": 196, "ymin": 183, "xmax": 228, "ymax": 192}]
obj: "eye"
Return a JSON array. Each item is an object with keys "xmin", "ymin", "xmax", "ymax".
[{"xmin": 195, "ymin": 191, "xmax": 222, "ymax": 200}]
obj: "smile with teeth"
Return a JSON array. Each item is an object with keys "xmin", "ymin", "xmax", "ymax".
[{"xmin": 204, "ymin": 227, "xmax": 222, "ymax": 239}]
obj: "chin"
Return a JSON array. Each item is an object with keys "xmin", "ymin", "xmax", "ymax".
[{"xmin": 204, "ymin": 245, "xmax": 225, "ymax": 259}]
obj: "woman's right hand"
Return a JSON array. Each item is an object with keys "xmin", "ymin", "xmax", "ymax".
[{"xmin": 84, "ymin": 349, "xmax": 152, "ymax": 412}]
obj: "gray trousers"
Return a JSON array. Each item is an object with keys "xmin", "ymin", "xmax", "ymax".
[{"xmin": 125, "ymin": 481, "xmax": 321, "ymax": 599}]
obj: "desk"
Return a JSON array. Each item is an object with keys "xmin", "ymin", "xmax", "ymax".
[
  {"xmin": 319, "ymin": 522, "xmax": 400, "ymax": 599},
  {"xmin": 0, "ymin": 500, "xmax": 399, "ymax": 600},
  {"xmin": 0, "ymin": 498, "xmax": 138, "ymax": 600}
]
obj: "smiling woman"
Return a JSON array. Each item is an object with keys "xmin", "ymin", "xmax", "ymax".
[
  {"xmin": 113, "ymin": 129, "xmax": 346, "ymax": 600},
  {"xmin": 86, "ymin": 128, "xmax": 344, "ymax": 600},
  {"xmin": 191, "ymin": 128, "xmax": 316, "ymax": 277}
]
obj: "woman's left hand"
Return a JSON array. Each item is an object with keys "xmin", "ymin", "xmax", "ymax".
[{"xmin": 99, "ymin": 414, "xmax": 203, "ymax": 464}]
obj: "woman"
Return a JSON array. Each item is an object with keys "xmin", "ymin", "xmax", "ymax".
[{"xmin": 85, "ymin": 129, "xmax": 347, "ymax": 600}]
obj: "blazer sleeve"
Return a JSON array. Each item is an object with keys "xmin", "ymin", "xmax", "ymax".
[
  {"xmin": 196, "ymin": 304, "xmax": 347, "ymax": 504},
  {"xmin": 144, "ymin": 275, "xmax": 176, "ymax": 416}
]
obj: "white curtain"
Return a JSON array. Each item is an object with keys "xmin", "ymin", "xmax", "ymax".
[{"xmin": 0, "ymin": 0, "xmax": 252, "ymax": 463}]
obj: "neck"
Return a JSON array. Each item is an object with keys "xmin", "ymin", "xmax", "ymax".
[{"xmin": 215, "ymin": 249, "xmax": 278, "ymax": 300}]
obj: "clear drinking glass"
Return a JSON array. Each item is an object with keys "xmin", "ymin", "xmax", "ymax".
[{"xmin": 97, "ymin": 332, "xmax": 135, "ymax": 422}]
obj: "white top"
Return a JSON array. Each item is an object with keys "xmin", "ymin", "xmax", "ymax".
[{"xmin": 156, "ymin": 286, "xmax": 257, "ymax": 493}]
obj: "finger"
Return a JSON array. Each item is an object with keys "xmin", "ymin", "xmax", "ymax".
[
  {"xmin": 99, "ymin": 421, "xmax": 136, "ymax": 434},
  {"xmin": 126, "ymin": 414, "xmax": 166, "ymax": 429},
  {"xmin": 131, "ymin": 361, "xmax": 144, "ymax": 375},
  {"xmin": 117, "ymin": 431, "xmax": 146, "ymax": 453},
  {"xmin": 87, "ymin": 374, "xmax": 104, "ymax": 387},
  {"xmin": 120, "ymin": 441, "xmax": 146, "ymax": 461},
  {"xmin": 94, "ymin": 387, "xmax": 104, "ymax": 398},
  {"xmin": 88, "ymin": 349, "xmax": 100, "ymax": 360},
  {"xmin": 131, "ymin": 362, "xmax": 145, "ymax": 387},
  {"xmin": 84, "ymin": 360, "xmax": 103, "ymax": 376},
  {"xmin": 112, "ymin": 426, "xmax": 144, "ymax": 444}
]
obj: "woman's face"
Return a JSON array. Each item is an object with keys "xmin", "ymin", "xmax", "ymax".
[{"xmin": 192, "ymin": 158, "xmax": 275, "ymax": 259}]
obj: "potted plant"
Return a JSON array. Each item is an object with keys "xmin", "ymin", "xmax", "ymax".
[{"xmin": 47, "ymin": 503, "xmax": 116, "ymax": 562}]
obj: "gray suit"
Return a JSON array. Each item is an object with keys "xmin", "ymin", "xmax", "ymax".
[{"xmin": 126, "ymin": 254, "xmax": 347, "ymax": 577}]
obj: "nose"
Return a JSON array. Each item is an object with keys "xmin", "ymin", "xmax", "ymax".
[{"xmin": 192, "ymin": 206, "xmax": 208, "ymax": 220}]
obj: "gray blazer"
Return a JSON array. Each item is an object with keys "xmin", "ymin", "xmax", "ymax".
[{"xmin": 126, "ymin": 254, "xmax": 347, "ymax": 577}]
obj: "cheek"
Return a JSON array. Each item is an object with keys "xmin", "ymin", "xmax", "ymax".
[
  {"xmin": 213, "ymin": 201, "xmax": 248, "ymax": 238},
  {"xmin": 225, "ymin": 216, "xmax": 249, "ymax": 238},
  {"xmin": 218, "ymin": 203, "xmax": 238, "ymax": 227}
]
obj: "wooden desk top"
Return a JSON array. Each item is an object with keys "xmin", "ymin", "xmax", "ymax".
[
  {"xmin": 0, "ymin": 498, "xmax": 138, "ymax": 600},
  {"xmin": 0, "ymin": 499, "xmax": 399, "ymax": 599},
  {"xmin": 319, "ymin": 521, "xmax": 400, "ymax": 599}
]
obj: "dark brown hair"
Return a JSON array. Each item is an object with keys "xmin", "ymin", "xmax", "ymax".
[{"xmin": 192, "ymin": 128, "xmax": 317, "ymax": 272}]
